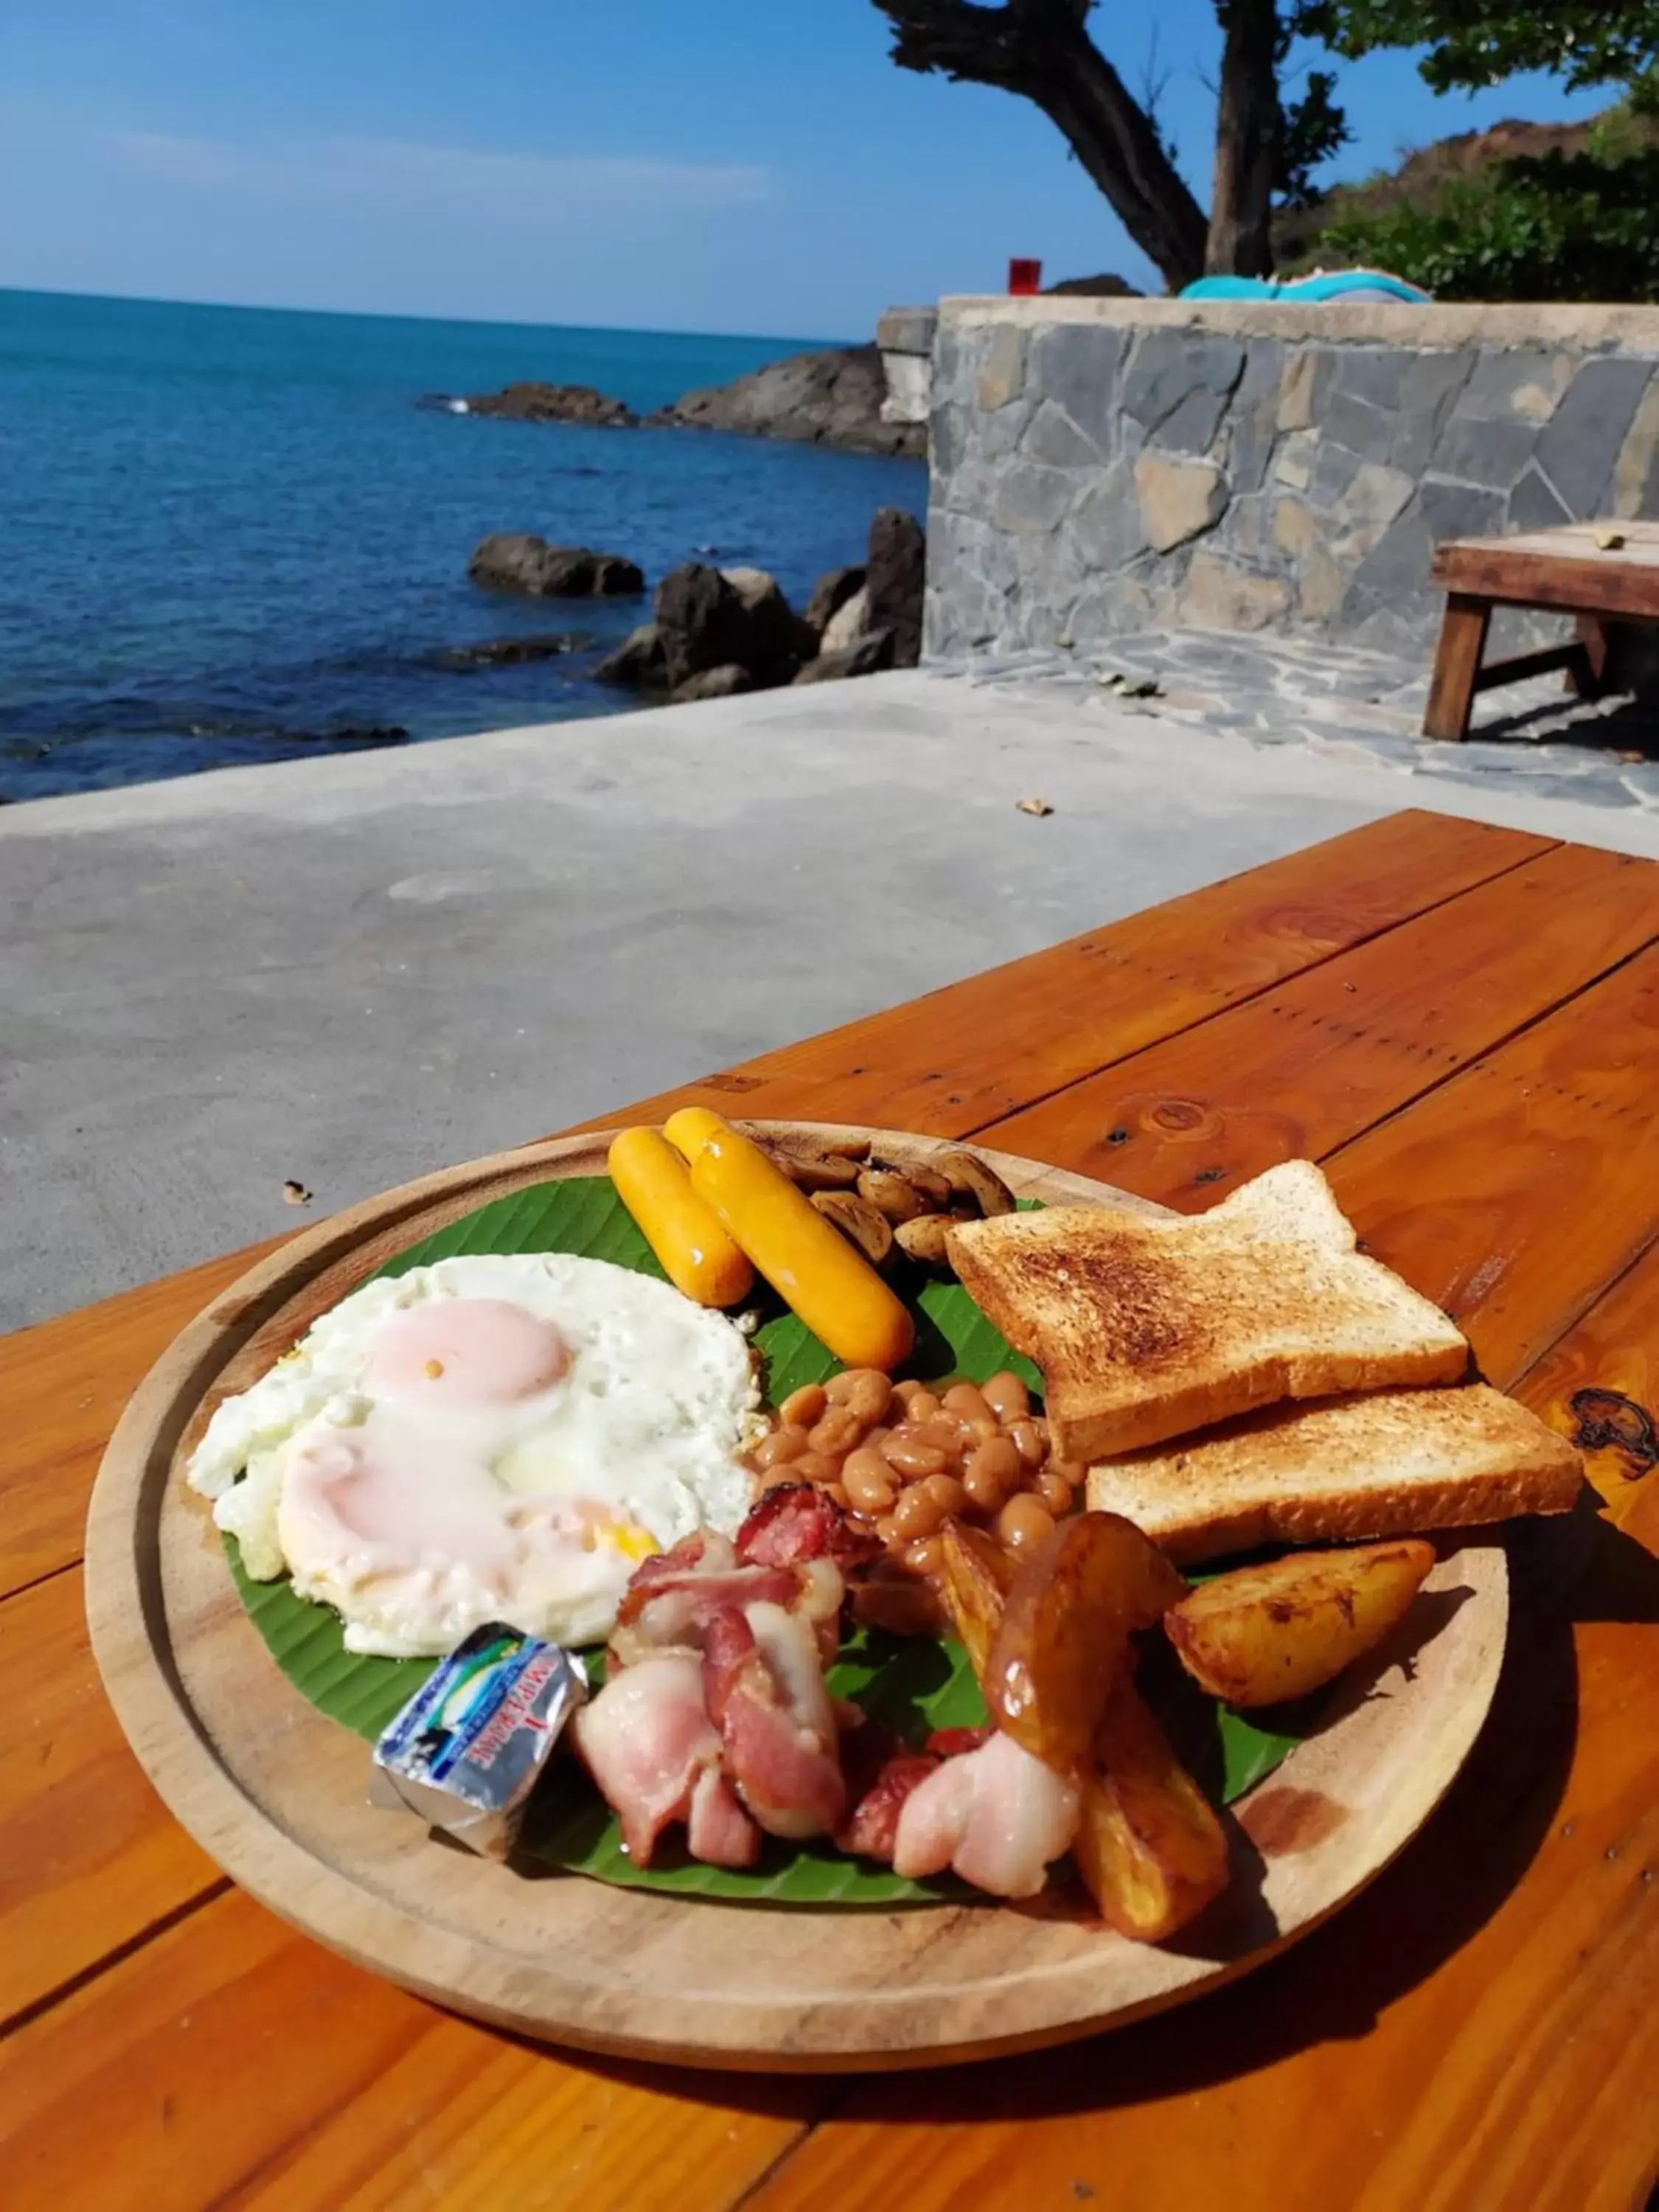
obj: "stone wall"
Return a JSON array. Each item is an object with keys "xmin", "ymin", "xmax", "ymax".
[{"xmin": 925, "ymin": 296, "xmax": 1659, "ymax": 661}]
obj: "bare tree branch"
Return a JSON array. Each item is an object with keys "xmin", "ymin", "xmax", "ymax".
[{"xmin": 873, "ymin": 0, "xmax": 1211, "ymax": 290}]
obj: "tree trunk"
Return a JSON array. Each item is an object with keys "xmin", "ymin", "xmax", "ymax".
[
  {"xmin": 876, "ymin": 1, "xmax": 1210, "ymax": 293},
  {"xmin": 1207, "ymin": 0, "xmax": 1281, "ymax": 276}
]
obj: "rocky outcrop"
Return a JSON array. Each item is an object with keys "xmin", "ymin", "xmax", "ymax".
[
  {"xmin": 803, "ymin": 564, "xmax": 866, "ymax": 633},
  {"xmin": 864, "ymin": 509, "xmax": 925, "ymax": 669},
  {"xmin": 469, "ymin": 535, "xmax": 644, "ymax": 597},
  {"xmin": 591, "ymin": 509, "xmax": 925, "ymax": 707},
  {"xmin": 792, "ymin": 631, "xmax": 894, "ymax": 684},
  {"xmin": 462, "ymin": 383, "xmax": 638, "ymax": 428},
  {"xmin": 650, "ymin": 345, "xmax": 925, "ymax": 459},
  {"xmin": 594, "ymin": 623, "xmax": 669, "ymax": 688}
]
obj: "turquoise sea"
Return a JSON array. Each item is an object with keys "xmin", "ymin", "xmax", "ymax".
[{"xmin": 0, "ymin": 290, "xmax": 925, "ymax": 801}]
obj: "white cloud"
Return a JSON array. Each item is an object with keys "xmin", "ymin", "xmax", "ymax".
[{"xmin": 105, "ymin": 129, "xmax": 775, "ymax": 219}]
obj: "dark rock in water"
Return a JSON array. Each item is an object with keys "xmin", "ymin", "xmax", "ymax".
[
  {"xmin": 653, "ymin": 563, "xmax": 813, "ymax": 689},
  {"xmin": 672, "ymin": 664, "xmax": 755, "ymax": 705},
  {"xmin": 469, "ymin": 535, "xmax": 644, "ymax": 597},
  {"xmin": 865, "ymin": 509, "xmax": 926, "ymax": 669},
  {"xmin": 650, "ymin": 344, "xmax": 923, "ymax": 459},
  {"xmin": 431, "ymin": 633, "xmax": 596, "ymax": 671},
  {"xmin": 803, "ymin": 564, "xmax": 867, "ymax": 636},
  {"xmin": 594, "ymin": 622, "xmax": 670, "ymax": 689},
  {"xmin": 463, "ymin": 381, "xmax": 639, "ymax": 428},
  {"xmin": 791, "ymin": 629, "xmax": 895, "ymax": 684}
]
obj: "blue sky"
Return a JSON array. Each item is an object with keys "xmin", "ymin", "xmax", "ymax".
[{"xmin": 0, "ymin": 0, "xmax": 1608, "ymax": 338}]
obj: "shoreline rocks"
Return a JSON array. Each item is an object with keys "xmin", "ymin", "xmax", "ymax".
[
  {"xmin": 461, "ymin": 383, "xmax": 639, "ymax": 428},
  {"xmin": 593, "ymin": 507, "xmax": 925, "ymax": 708},
  {"xmin": 468, "ymin": 535, "xmax": 644, "ymax": 597},
  {"xmin": 650, "ymin": 345, "xmax": 924, "ymax": 458}
]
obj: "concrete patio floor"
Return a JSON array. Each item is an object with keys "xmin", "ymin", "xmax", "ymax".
[{"xmin": 8, "ymin": 667, "xmax": 1659, "ymax": 1333}]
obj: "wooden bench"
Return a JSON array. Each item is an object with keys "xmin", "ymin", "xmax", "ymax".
[{"xmin": 1423, "ymin": 520, "xmax": 1659, "ymax": 740}]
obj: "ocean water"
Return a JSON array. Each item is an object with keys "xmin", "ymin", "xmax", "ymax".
[{"xmin": 0, "ymin": 290, "xmax": 926, "ymax": 802}]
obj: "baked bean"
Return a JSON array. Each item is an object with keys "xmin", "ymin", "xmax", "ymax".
[
  {"xmin": 892, "ymin": 1484, "xmax": 946, "ymax": 1540},
  {"xmin": 826, "ymin": 1368, "xmax": 892, "ymax": 1424},
  {"xmin": 809, "ymin": 1405, "xmax": 865, "ymax": 1458},
  {"xmin": 881, "ymin": 1433, "xmax": 947, "ymax": 1480},
  {"xmin": 874, "ymin": 1513, "xmax": 900, "ymax": 1545},
  {"xmin": 792, "ymin": 1452, "xmax": 841, "ymax": 1486},
  {"xmin": 861, "ymin": 1425, "xmax": 892, "ymax": 1455},
  {"xmin": 941, "ymin": 1382, "xmax": 993, "ymax": 1427},
  {"xmin": 917, "ymin": 1417, "xmax": 967, "ymax": 1462},
  {"xmin": 963, "ymin": 1435, "xmax": 1021, "ymax": 1512},
  {"xmin": 759, "ymin": 1463, "xmax": 804, "ymax": 1491},
  {"xmin": 779, "ymin": 1382, "xmax": 827, "ymax": 1430},
  {"xmin": 1051, "ymin": 1459, "xmax": 1085, "ymax": 1486},
  {"xmin": 903, "ymin": 1536, "xmax": 944, "ymax": 1578},
  {"xmin": 922, "ymin": 1472, "xmax": 968, "ymax": 1519},
  {"xmin": 1008, "ymin": 1417, "xmax": 1046, "ymax": 1469},
  {"xmin": 827, "ymin": 1482, "xmax": 850, "ymax": 1510},
  {"xmin": 983, "ymin": 1371, "xmax": 1030, "ymax": 1425},
  {"xmin": 842, "ymin": 1449, "xmax": 897, "ymax": 1515},
  {"xmin": 891, "ymin": 1382, "xmax": 941, "ymax": 1422},
  {"xmin": 996, "ymin": 1494, "xmax": 1055, "ymax": 1551},
  {"xmin": 752, "ymin": 1425, "xmax": 810, "ymax": 1470},
  {"xmin": 1035, "ymin": 1467, "xmax": 1075, "ymax": 1517},
  {"xmin": 955, "ymin": 1411, "xmax": 1001, "ymax": 1451}
]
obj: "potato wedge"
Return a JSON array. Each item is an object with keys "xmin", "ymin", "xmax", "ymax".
[
  {"xmin": 1164, "ymin": 1538, "xmax": 1435, "ymax": 1708},
  {"xmin": 935, "ymin": 1517, "xmax": 1017, "ymax": 1682},
  {"xmin": 984, "ymin": 1512, "xmax": 1187, "ymax": 1770},
  {"xmin": 1074, "ymin": 1677, "xmax": 1231, "ymax": 1942}
]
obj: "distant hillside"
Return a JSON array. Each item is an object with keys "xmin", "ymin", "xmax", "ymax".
[{"xmin": 1278, "ymin": 106, "xmax": 1655, "ymax": 270}]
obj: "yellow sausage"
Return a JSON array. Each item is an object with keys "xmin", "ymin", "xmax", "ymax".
[
  {"xmin": 608, "ymin": 1127, "xmax": 755, "ymax": 1308},
  {"xmin": 662, "ymin": 1105, "xmax": 734, "ymax": 1164},
  {"xmin": 689, "ymin": 1124, "xmax": 915, "ymax": 1371}
]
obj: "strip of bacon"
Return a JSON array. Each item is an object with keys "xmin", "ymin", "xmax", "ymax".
[
  {"xmin": 703, "ymin": 1602, "xmax": 846, "ymax": 1841},
  {"xmin": 835, "ymin": 1726, "xmax": 941, "ymax": 1861},
  {"xmin": 570, "ymin": 1651, "xmax": 723, "ymax": 1868},
  {"xmin": 686, "ymin": 1765, "xmax": 761, "ymax": 1868},
  {"xmin": 892, "ymin": 1730, "xmax": 1080, "ymax": 1899},
  {"xmin": 736, "ymin": 1483, "xmax": 881, "ymax": 1572}
]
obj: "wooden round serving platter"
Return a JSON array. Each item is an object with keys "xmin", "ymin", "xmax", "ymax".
[{"xmin": 86, "ymin": 1124, "xmax": 1508, "ymax": 2071}]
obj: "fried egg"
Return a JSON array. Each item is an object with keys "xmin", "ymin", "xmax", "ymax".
[{"xmin": 187, "ymin": 1252, "xmax": 760, "ymax": 1655}]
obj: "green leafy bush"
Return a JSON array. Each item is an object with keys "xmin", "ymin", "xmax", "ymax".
[{"xmin": 1312, "ymin": 147, "xmax": 1659, "ymax": 301}]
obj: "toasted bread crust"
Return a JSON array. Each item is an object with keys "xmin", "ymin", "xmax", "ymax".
[
  {"xmin": 1085, "ymin": 1384, "xmax": 1583, "ymax": 1563},
  {"xmin": 947, "ymin": 1161, "xmax": 1468, "ymax": 1458}
]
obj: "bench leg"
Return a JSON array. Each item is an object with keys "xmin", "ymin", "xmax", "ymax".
[
  {"xmin": 1569, "ymin": 614, "xmax": 1610, "ymax": 700},
  {"xmin": 1424, "ymin": 594, "xmax": 1492, "ymax": 742}
]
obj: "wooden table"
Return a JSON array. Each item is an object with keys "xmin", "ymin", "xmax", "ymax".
[
  {"xmin": 4, "ymin": 809, "xmax": 1658, "ymax": 2212},
  {"xmin": 1421, "ymin": 520, "xmax": 1659, "ymax": 740}
]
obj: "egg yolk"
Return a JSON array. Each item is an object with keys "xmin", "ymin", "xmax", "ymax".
[{"xmin": 364, "ymin": 1298, "xmax": 570, "ymax": 1408}]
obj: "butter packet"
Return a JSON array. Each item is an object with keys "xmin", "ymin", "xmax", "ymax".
[{"xmin": 370, "ymin": 1624, "xmax": 587, "ymax": 1859}]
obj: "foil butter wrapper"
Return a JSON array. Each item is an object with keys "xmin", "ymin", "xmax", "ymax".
[{"xmin": 370, "ymin": 1624, "xmax": 588, "ymax": 1860}]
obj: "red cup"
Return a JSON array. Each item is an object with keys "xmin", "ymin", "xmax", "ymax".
[{"xmin": 1008, "ymin": 257, "xmax": 1043, "ymax": 296}]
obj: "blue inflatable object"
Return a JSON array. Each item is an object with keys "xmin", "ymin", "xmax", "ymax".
[{"xmin": 1180, "ymin": 270, "xmax": 1433, "ymax": 305}]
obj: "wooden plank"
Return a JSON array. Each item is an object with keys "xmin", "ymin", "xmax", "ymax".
[
  {"xmin": 1424, "ymin": 593, "xmax": 1490, "ymax": 740},
  {"xmin": 0, "ymin": 1889, "xmax": 827, "ymax": 2212},
  {"xmin": 0, "ymin": 815, "xmax": 1553, "ymax": 1601},
  {"xmin": 573, "ymin": 813, "xmax": 1554, "ymax": 1138},
  {"xmin": 1518, "ymin": 1248, "xmax": 1659, "ymax": 1558},
  {"xmin": 1431, "ymin": 538, "xmax": 1659, "ymax": 622},
  {"xmin": 984, "ymin": 843, "xmax": 1659, "ymax": 1214},
  {"xmin": 0, "ymin": 1243, "xmax": 277, "ymax": 1603},
  {"xmin": 1324, "ymin": 939, "xmax": 1659, "ymax": 1389}
]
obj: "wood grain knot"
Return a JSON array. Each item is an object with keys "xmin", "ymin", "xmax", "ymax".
[{"xmin": 1569, "ymin": 1388, "xmax": 1659, "ymax": 1480}]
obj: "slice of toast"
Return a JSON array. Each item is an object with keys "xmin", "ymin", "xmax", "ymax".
[
  {"xmin": 1085, "ymin": 1383, "xmax": 1582, "ymax": 1562},
  {"xmin": 945, "ymin": 1160, "xmax": 1467, "ymax": 1461}
]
